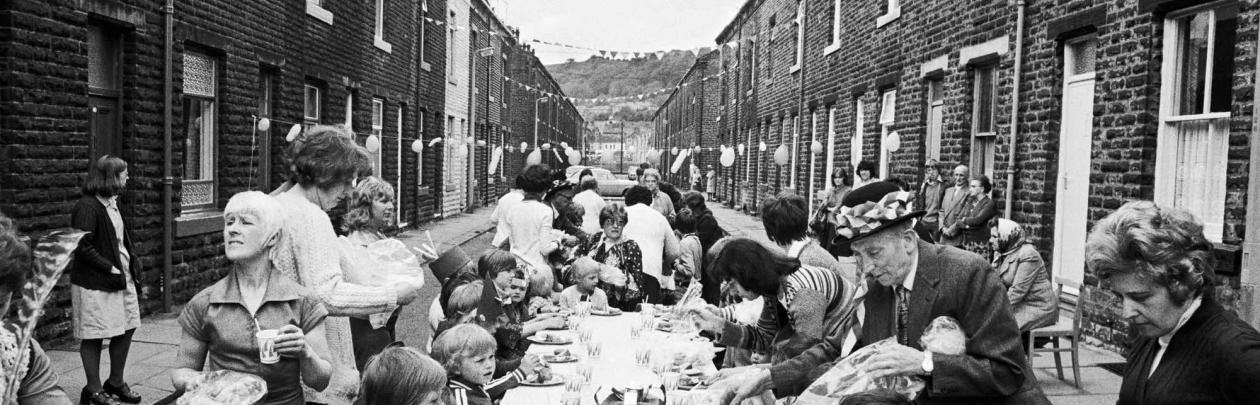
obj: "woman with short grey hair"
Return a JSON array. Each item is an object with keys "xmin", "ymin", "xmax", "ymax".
[
  {"xmin": 172, "ymin": 192, "xmax": 334, "ymax": 405},
  {"xmin": 1086, "ymin": 200, "xmax": 1260, "ymax": 404}
]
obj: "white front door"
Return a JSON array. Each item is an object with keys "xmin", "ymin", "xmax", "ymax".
[{"xmin": 1052, "ymin": 37, "xmax": 1097, "ymax": 287}]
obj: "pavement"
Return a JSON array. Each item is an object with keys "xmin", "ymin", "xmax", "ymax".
[
  {"xmin": 46, "ymin": 206, "xmax": 498, "ymax": 405},
  {"xmin": 46, "ymin": 199, "xmax": 1125, "ymax": 404}
]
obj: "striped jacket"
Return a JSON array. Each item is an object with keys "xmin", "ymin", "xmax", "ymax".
[
  {"xmin": 447, "ymin": 370, "xmax": 525, "ymax": 405},
  {"xmin": 716, "ymin": 264, "xmax": 857, "ymax": 364}
]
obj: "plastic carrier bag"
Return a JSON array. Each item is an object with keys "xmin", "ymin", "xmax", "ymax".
[{"xmin": 795, "ymin": 316, "xmax": 966, "ymax": 404}]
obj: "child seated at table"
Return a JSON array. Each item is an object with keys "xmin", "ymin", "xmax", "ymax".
[
  {"xmin": 558, "ymin": 257, "xmax": 609, "ymax": 310},
  {"xmin": 432, "ymin": 324, "xmax": 530, "ymax": 405},
  {"xmin": 357, "ymin": 346, "xmax": 446, "ymax": 405}
]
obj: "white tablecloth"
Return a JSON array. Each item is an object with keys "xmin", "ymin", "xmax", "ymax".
[{"xmin": 502, "ymin": 312, "xmax": 716, "ymax": 405}]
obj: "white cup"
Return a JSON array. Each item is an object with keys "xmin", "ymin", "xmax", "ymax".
[{"xmin": 256, "ymin": 329, "xmax": 281, "ymax": 364}]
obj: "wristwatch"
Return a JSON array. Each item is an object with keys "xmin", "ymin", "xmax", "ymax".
[{"xmin": 921, "ymin": 351, "xmax": 934, "ymax": 375}]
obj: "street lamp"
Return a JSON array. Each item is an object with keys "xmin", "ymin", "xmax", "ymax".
[{"xmin": 608, "ymin": 118, "xmax": 626, "ymax": 173}]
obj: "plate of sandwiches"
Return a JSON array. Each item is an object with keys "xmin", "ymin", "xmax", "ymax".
[
  {"xmin": 527, "ymin": 333, "xmax": 573, "ymax": 345},
  {"xmin": 520, "ymin": 367, "xmax": 564, "ymax": 387},
  {"xmin": 543, "ymin": 348, "xmax": 579, "ymax": 363}
]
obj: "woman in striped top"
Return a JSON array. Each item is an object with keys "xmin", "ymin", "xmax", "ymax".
[{"xmin": 692, "ymin": 238, "xmax": 856, "ymax": 364}]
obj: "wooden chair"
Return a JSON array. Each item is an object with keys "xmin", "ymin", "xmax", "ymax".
[{"xmin": 1027, "ymin": 277, "xmax": 1082, "ymax": 388}]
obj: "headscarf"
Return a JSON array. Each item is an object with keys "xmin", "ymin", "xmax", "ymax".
[{"xmin": 991, "ymin": 218, "xmax": 1027, "ymax": 263}]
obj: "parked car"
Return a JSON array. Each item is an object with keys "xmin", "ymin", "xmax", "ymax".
[{"xmin": 566, "ymin": 166, "xmax": 636, "ymax": 197}]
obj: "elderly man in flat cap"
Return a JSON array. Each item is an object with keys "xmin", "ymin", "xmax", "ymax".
[{"xmin": 712, "ymin": 182, "xmax": 1049, "ymax": 405}]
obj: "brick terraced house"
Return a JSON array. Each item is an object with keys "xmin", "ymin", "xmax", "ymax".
[
  {"xmin": 656, "ymin": 0, "xmax": 1260, "ymax": 351},
  {"xmin": 0, "ymin": 0, "xmax": 582, "ymax": 341}
]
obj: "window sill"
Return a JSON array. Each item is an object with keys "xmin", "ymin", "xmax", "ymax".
[
  {"xmin": 374, "ymin": 36, "xmax": 393, "ymax": 53},
  {"xmin": 175, "ymin": 209, "xmax": 224, "ymax": 238},
  {"xmin": 306, "ymin": 3, "xmax": 334, "ymax": 25},
  {"xmin": 823, "ymin": 42, "xmax": 841, "ymax": 56},
  {"xmin": 421, "ymin": 62, "xmax": 432, "ymax": 71},
  {"xmin": 876, "ymin": 8, "xmax": 901, "ymax": 28},
  {"xmin": 790, "ymin": 64, "xmax": 801, "ymax": 74}
]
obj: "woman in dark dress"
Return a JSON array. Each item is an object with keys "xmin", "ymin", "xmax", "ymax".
[
  {"xmin": 679, "ymin": 192, "xmax": 725, "ymax": 304},
  {"xmin": 1086, "ymin": 201, "xmax": 1260, "ymax": 405},
  {"xmin": 943, "ymin": 175, "xmax": 997, "ymax": 259}
]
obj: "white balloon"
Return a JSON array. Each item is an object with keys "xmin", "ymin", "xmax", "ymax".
[
  {"xmin": 886, "ymin": 131, "xmax": 902, "ymax": 152},
  {"xmin": 671, "ymin": 147, "xmax": 679, "ymax": 155},
  {"xmin": 286, "ymin": 124, "xmax": 302, "ymax": 142},
  {"xmin": 526, "ymin": 149, "xmax": 542, "ymax": 166},
  {"xmin": 568, "ymin": 151, "xmax": 582, "ymax": 165},
  {"xmin": 411, "ymin": 139, "xmax": 424, "ymax": 153},
  {"xmin": 257, "ymin": 118, "xmax": 271, "ymax": 132},
  {"xmin": 773, "ymin": 144, "xmax": 790, "ymax": 166},
  {"xmin": 520, "ymin": 142, "xmax": 529, "ymax": 151},
  {"xmin": 811, "ymin": 141, "xmax": 824, "ymax": 155},
  {"xmin": 365, "ymin": 134, "xmax": 381, "ymax": 152},
  {"xmin": 758, "ymin": 141, "xmax": 767, "ymax": 152},
  {"xmin": 541, "ymin": 143, "xmax": 552, "ymax": 150},
  {"xmin": 476, "ymin": 139, "xmax": 487, "ymax": 147},
  {"xmin": 560, "ymin": 141, "xmax": 569, "ymax": 148},
  {"xmin": 737, "ymin": 143, "xmax": 746, "ymax": 155},
  {"xmin": 720, "ymin": 148, "xmax": 736, "ymax": 167}
]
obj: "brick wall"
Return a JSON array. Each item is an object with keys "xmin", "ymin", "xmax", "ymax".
[
  {"xmin": 0, "ymin": 0, "xmax": 443, "ymax": 341},
  {"xmin": 669, "ymin": 0, "xmax": 1257, "ymax": 350}
]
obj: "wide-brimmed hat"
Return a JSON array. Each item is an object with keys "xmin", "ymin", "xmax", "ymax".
[{"xmin": 833, "ymin": 181, "xmax": 925, "ymax": 243}]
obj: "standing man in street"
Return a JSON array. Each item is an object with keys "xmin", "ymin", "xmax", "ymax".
[
  {"xmin": 938, "ymin": 164, "xmax": 970, "ymax": 245},
  {"xmin": 917, "ymin": 159, "xmax": 947, "ymax": 238},
  {"xmin": 712, "ymin": 183, "xmax": 1048, "ymax": 405}
]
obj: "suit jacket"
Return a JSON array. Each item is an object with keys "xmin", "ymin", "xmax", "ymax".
[
  {"xmin": 769, "ymin": 241, "xmax": 1048, "ymax": 405},
  {"xmin": 1118, "ymin": 296, "xmax": 1260, "ymax": 405},
  {"xmin": 939, "ymin": 186, "xmax": 970, "ymax": 244}
]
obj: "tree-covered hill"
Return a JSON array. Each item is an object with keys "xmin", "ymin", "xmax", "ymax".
[{"xmin": 547, "ymin": 50, "xmax": 705, "ymax": 122}]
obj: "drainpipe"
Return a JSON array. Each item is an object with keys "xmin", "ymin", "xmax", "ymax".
[
  {"xmin": 1004, "ymin": 0, "xmax": 1026, "ymax": 218},
  {"xmin": 1241, "ymin": 26, "xmax": 1260, "ymax": 329},
  {"xmin": 161, "ymin": 0, "xmax": 175, "ymax": 312}
]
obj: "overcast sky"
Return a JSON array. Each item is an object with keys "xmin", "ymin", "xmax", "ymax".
[{"xmin": 495, "ymin": 0, "xmax": 742, "ymax": 65}]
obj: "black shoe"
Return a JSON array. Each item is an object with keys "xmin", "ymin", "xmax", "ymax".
[
  {"xmin": 102, "ymin": 381, "xmax": 141, "ymax": 404},
  {"xmin": 80, "ymin": 388, "xmax": 116, "ymax": 405}
]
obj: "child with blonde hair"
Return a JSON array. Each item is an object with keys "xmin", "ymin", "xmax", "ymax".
[
  {"xmin": 431, "ymin": 324, "xmax": 527, "ymax": 405},
  {"xmin": 558, "ymin": 257, "xmax": 609, "ymax": 310}
]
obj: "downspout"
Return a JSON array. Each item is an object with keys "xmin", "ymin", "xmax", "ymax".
[
  {"xmin": 1004, "ymin": 0, "xmax": 1026, "ymax": 218},
  {"xmin": 797, "ymin": 0, "xmax": 809, "ymax": 215},
  {"xmin": 161, "ymin": 0, "xmax": 175, "ymax": 312},
  {"xmin": 1241, "ymin": 24, "xmax": 1260, "ymax": 329}
]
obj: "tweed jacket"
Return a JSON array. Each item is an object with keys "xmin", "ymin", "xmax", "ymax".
[{"xmin": 769, "ymin": 241, "xmax": 1049, "ymax": 404}]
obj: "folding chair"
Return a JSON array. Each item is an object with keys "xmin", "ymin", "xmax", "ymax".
[{"xmin": 1027, "ymin": 277, "xmax": 1082, "ymax": 388}]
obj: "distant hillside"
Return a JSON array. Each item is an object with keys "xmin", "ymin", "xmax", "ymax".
[{"xmin": 547, "ymin": 50, "xmax": 705, "ymax": 122}]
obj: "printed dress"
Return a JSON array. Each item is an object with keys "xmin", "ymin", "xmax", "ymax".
[{"xmin": 579, "ymin": 232, "xmax": 645, "ymax": 311}]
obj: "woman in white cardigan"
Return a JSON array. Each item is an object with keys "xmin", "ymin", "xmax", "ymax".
[{"xmin": 270, "ymin": 125, "xmax": 424, "ymax": 404}]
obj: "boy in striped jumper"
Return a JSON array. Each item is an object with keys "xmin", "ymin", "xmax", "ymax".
[{"xmin": 432, "ymin": 324, "xmax": 527, "ymax": 405}]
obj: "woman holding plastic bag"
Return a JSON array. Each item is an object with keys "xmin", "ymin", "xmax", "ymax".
[{"xmin": 338, "ymin": 177, "xmax": 437, "ymax": 369}]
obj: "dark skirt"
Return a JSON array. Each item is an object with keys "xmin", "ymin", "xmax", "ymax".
[{"xmin": 349, "ymin": 308, "xmax": 401, "ymax": 370}]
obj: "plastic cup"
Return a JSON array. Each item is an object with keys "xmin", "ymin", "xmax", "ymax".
[{"xmin": 255, "ymin": 329, "xmax": 281, "ymax": 364}]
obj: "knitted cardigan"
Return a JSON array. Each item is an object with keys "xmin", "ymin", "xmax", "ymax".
[{"xmin": 271, "ymin": 192, "xmax": 399, "ymax": 404}]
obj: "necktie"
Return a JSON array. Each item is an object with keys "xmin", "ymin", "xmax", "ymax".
[{"xmin": 896, "ymin": 286, "xmax": 910, "ymax": 346}]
